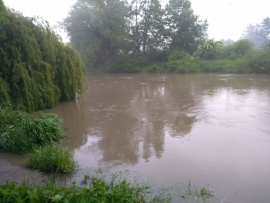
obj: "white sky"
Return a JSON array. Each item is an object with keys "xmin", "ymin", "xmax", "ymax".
[{"xmin": 3, "ymin": 0, "xmax": 270, "ymax": 41}]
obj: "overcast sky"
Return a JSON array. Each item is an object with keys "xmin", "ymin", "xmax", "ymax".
[{"xmin": 3, "ymin": 0, "xmax": 270, "ymax": 42}]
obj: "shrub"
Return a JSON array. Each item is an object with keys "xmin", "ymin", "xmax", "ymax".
[
  {"xmin": 24, "ymin": 113, "xmax": 65, "ymax": 145},
  {"xmin": 166, "ymin": 50, "xmax": 199, "ymax": 73},
  {"xmin": 0, "ymin": 108, "xmax": 65, "ymax": 154},
  {"xmin": 145, "ymin": 64, "xmax": 163, "ymax": 73},
  {"xmin": 246, "ymin": 48, "xmax": 270, "ymax": 73},
  {"xmin": 28, "ymin": 144, "xmax": 76, "ymax": 174},
  {"xmin": 199, "ymin": 58, "xmax": 248, "ymax": 73}
]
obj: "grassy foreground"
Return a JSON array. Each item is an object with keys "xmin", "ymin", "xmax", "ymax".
[
  {"xmin": 0, "ymin": 180, "xmax": 147, "ymax": 203},
  {"xmin": 0, "ymin": 169, "xmax": 214, "ymax": 203},
  {"xmin": 0, "ymin": 107, "xmax": 76, "ymax": 174},
  {"xmin": 28, "ymin": 144, "xmax": 76, "ymax": 174},
  {"xmin": 0, "ymin": 108, "xmax": 65, "ymax": 154}
]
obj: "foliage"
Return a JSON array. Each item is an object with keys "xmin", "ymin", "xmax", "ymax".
[
  {"xmin": 0, "ymin": 108, "xmax": 65, "ymax": 154},
  {"xmin": 63, "ymin": 0, "xmax": 207, "ymax": 71},
  {"xmin": 63, "ymin": 0, "xmax": 130, "ymax": 70},
  {"xmin": 181, "ymin": 187, "xmax": 214, "ymax": 203},
  {"xmin": 61, "ymin": 0, "xmax": 270, "ymax": 74},
  {"xmin": 197, "ymin": 39, "xmax": 223, "ymax": 59},
  {"xmin": 129, "ymin": 0, "xmax": 165, "ymax": 54},
  {"xmin": 0, "ymin": 10, "xmax": 86, "ymax": 111},
  {"xmin": 0, "ymin": 0, "xmax": 7, "ymax": 21},
  {"xmin": 246, "ymin": 47, "xmax": 270, "ymax": 73},
  {"xmin": 166, "ymin": 50, "xmax": 199, "ymax": 73},
  {"xmin": 0, "ymin": 180, "xmax": 146, "ymax": 203},
  {"xmin": 163, "ymin": 0, "xmax": 207, "ymax": 54},
  {"xmin": 0, "ymin": 171, "xmax": 216, "ymax": 203},
  {"xmin": 243, "ymin": 17, "xmax": 270, "ymax": 49},
  {"xmin": 199, "ymin": 58, "xmax": 248, "ymax": 73},
  {"xmin": 28, "ymin": 144, "xmax": 76, "ymax": 174}
]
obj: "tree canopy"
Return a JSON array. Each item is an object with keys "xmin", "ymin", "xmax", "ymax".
[
  {"xmin": 0, "ymin": 8, "xmax": 86, "ymax": 111},
  {"xmin": 243, "ymin": 17, "xmax": 270, "ymax": 49},
  {"xmin": 63, "ymin": 0, "xmax": 207, "ymax": 71}
]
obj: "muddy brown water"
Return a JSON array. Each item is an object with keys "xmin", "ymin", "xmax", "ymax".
[{"xmin": 1, "ymin": 74, "xmax": 270, "ymax": 202}]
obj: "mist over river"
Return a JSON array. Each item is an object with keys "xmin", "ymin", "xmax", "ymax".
[{"xmin": 13, "ymin": 74, "xmax": 270, "ymax": 202}]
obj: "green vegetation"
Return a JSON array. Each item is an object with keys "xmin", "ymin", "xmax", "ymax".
[
  {"xmin": 63, "ymin": 0, "xmax": 207, "ymax": 72},
  {"xmin": 62, "ymin": 0, "xmax": 270, "ymax": 74},
  {"xmin": 0, "ymin": 169, "xmax": 215, "ymax": 203},
  {"xmin": 0, "ymin": 180, "xmax": 153, "ymax": 203},
  {"xmin": 0, "ymin": 108, "xmax": 65, "ymax": 154},
  {"xmin": 0, "ymin": 4, "xmax": 86, "ymax": 111},
  {"xmin": 28, "ymin": 144, "xmax": 76, "ymax": 174}
]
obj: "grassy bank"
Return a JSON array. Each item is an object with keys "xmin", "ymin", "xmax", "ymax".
[
  {"xmin": 0, "ymin": 108, "xmax": 65, "ymax": 154},
  {"xmin": 0, "ymin": 169, "xmax": 214, "ymax": 203},
  {"xmin": 0, "ymin": 107, "xmax": 76, "ymax": 174}
]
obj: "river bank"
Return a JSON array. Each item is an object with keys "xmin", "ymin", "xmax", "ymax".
[{"xmin": 0, "ymin": 158, "xmax": 49, "ymax": 184}]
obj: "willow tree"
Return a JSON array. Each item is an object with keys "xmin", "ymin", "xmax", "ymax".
[{"xmin": 0, "ymin": 9, "xmax": 86, "ymax": 111}]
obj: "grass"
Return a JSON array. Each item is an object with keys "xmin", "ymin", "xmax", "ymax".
[
  {"xmin": 0, "ymin": 107, "xmax": 75, "ymax": 174},
  {"xmin": 0, "ymin": 107, "xmax": 65, "ymax": 154},
  {"xmin": 0, "ymin": 168, "xmax": 216, "ymax": 203},
  {"xmin": 0, "ymin": 180, "xmax": 147, "ymax": 203},
  {"xmin": 28, "ymin": 144, "xmax": 76, "ymax": 174}
]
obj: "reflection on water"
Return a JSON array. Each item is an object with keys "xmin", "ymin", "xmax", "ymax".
[{"xmin": 39, "ymin": 74, "xmax": 270, "ymax": 203}]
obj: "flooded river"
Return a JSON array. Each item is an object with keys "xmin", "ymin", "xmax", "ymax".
[{"xmin": 7, "ymin": 74, "xmax": 270, "ymax": 202}]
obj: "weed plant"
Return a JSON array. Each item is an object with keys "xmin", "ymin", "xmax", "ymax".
[
  {"xmin": 28, "ymin": 144, "xmax": 76, "ymax": 174},
  {"xmin": 0, "ymin": 172, "xmax": 216, "ymax": 203},
  {"xmin": 0, "ymin": 108, "xmax": 65, "ymax": 153},
  {"xmin": 0, "ymin": 180, "xmax": 146, "ymax": 203}
]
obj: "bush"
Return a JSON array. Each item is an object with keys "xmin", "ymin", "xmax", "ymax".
[
  {"xmin": 145, "ymin": 64, "xmax": 163, "ymax": 73},
  {"xmin": 199, "ymin": 58, "xmax": 248, "ymax": 73},
  {"xmin": 246, "ymin": 48, "xmax": 270, "ymax": 73},
  {"xmin": 0, "ymin": 108, "xmax": 65, "ymax": 153},
  {"xmin": 25, "ymin": 113, "xmax": 65, "ymax": 145},
  {"xmin": 28, "ymin": 144, "xmax": 76, "ymax": 174},
  {"xmin": 166, "ymin": 50, "xmax": 199, "ymax": 73},
  {"xmin": 217, "ymin": 39, "xmax": 254, "ymax": 59}
]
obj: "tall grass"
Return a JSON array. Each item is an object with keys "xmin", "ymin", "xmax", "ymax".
[
  {"xmin": 0, "ymin": 168, "xmax": 216, "ymax": 203},
  {"xmin": 0, "ymin": 108, "xmax": 65, "ymax": 154},
  {"xmin": 28, "ymin": 144, "xmax": 76, "ymax": 174}
]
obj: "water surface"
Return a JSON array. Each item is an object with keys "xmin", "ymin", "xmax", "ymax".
[{"xmin": 42, "ymin": 74, "xmax": 270, "ymax": 202}]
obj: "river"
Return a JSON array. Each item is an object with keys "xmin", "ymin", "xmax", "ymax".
[{"xmin": 5, "ymin": 74, "xmax": 270, "ymax": 202}]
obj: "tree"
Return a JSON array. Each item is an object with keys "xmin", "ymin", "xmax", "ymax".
[
  {"xmin": 244, "ymin": 24, "xmax": 266, "ymax": 49},
  {"xmin": 0, "ymin": 10, "xmax": 86, "ymax": 111},
  {"xmin": 197, "ymin": 39, "xmax": 223, "ymax": 59},
  {"xmin": 63, "ymin": 0, "xmax": 130, "ymax": 70},
  {"xmin": 243, "ymin": 17, "xmax": 270, "ymax": 49},
  {"xmin": 261, "ymin": 17, "xmax": 270, "ymax": 44},
  {"xmin": 163, "ymin": 0, "xmax": 207, "ymax": 54},
  {"xmin": 129, "ymin": 0, "xmax": 164, "ymax": 54},
  {"xmin": 220, "ymin": 39, "xmax": 234, "ymax": 46},
  {"xmin": 0, "ymin": 0, "xmax": 6, "ymax": 20}
]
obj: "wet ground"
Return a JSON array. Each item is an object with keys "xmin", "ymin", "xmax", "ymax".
[{"xmin": 0, "ymin": 159, "xmax": 49, "ymax": 183}]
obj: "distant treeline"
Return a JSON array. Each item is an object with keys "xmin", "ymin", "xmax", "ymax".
[
  {"xmin": 0, "ymin": 1, "xmax": 86, "ymax": 111},
  {"xmin": 63, "ymin": 0, "xmax": 270, "ymax": 74}
]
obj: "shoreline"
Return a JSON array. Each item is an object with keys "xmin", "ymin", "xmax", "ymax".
[{"xmin": 0, "ymin": 158, "xmax": 49, "ymax": 184}]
